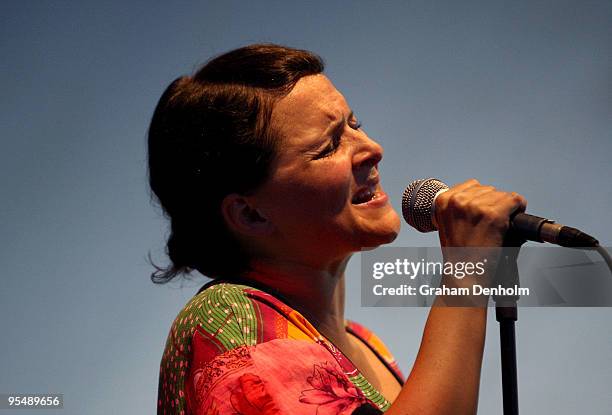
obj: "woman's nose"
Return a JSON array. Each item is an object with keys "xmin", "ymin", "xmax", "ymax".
[{"xmin": 352, "ymin": 133, "xmax": 383, "ymax": 168}]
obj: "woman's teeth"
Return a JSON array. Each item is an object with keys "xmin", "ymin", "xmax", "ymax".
[{"xmin": 352, "ymin": 186, "xmax": 377, "ymax": 204}]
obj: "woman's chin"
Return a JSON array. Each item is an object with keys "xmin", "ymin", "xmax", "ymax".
[
  {"xmin": 357, "ymin": 213, "xmax": 401, "ymax": 249},
  {"xmin": 363, "ymin": 229, "xmax": 399, "ymax": 249}
]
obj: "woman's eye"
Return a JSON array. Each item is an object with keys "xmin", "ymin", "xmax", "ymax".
[
  {"xmin": 314, "ymin": 134, "xmax": 341, "ymax": 159},
  {"xmin": 314, "ymin": 142, "xmax": 338, "ymax": 159},
  {"xmin": 313, "ymin": 116, "xmax": 360, "ymax": 160}
]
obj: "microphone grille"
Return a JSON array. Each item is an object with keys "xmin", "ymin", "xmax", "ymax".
[{"xmin": 402, "ymin": 178, "xmax": 449, "ymax": 232}]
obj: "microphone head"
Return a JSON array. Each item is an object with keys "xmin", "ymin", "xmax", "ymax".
[{"xmin": 402, "ymin": 178, "xmax": 449, "ymax": 232}]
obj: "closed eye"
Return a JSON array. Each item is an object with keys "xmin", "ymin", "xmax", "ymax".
[
  {"xmin": 313, "ymin": 130, "xmax": 342, "ymax": 159},
  {"xmin": 312, "ymin": 112, "xmax": 362, "ymax": 160}
]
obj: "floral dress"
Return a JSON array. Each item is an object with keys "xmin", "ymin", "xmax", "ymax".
[{"xmin": 157, "ymin": 280, "xmax": 404, "ymax": 414}]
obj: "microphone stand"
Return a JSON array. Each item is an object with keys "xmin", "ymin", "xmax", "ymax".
[
  {"xmin": 491, "ymin": 241, "xmax": 608, "ymax": 415},
  {"xmin": 492, "ymin": 240, "xmax": 523, "ymax": 415}
]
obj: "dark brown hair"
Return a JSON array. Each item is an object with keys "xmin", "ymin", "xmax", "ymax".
[{"xmin": 148, "ymin": 44, "xmax": 324, "ymax": 283}]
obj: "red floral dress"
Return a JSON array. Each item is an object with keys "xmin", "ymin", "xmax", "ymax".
[{"xmin": 157, "ymin": 280, "xmax": 404, "ymax": 414}]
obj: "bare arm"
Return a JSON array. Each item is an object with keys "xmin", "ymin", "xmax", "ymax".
[{"xmin": 386, "ymin": 179, "xmax": 526, "ymax": 415}]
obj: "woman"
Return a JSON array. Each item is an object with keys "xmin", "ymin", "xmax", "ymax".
[{"xmin": 149, "ymin": 44, "xmax": 526, "ymax": 415}]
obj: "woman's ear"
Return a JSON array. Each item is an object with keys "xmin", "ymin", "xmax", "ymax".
[{"xmin": 221, "ymin": 193, "xmax": 274, "ymax": 237}]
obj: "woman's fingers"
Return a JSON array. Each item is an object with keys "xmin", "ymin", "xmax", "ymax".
[{"xmin": 434, "ymin": 179, "xmax": 528, "ymax": 248}]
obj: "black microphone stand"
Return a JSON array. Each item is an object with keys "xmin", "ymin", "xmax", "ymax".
[{"xmin": 492, "ymin": 240, "xmax": 523, "ymax": 415}]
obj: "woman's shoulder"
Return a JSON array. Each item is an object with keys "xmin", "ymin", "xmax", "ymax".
[
  {"xmin": 168, "ymin": 282, "xmax": 263, "ymax": 350},
  {"xmin": 165, "ymin": 281, "xmax": 317, "ymax": 356},
  {"xmin": 345, "ymin": 320, "xmax": 393, "ymax": 357},
  {"xmin": 346, "ymin": 319, "xmax": 405, "ymax": 382}
]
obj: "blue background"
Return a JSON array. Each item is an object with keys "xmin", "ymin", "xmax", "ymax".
[{"xmin": 1, "ymin": 1, "xmax": 611, "ymax": 413}]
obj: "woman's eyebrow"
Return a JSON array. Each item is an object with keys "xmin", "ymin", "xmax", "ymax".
[{"xmin": 328, "ymin": 110, "xmax": 353, "ymax": 137}]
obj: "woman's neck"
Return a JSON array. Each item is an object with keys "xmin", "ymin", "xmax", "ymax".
[{"xmin": 244, "ymin": 256, "xmax": 351, "ymax": 345}]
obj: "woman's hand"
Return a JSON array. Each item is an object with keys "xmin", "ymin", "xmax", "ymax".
[
  {"xmin": 433, "ymin": 178, "xmax": 528, "ymax": 292},
  {"xmin": 434, "ymin": 178, "xmax": 527, "ymax": 248}
]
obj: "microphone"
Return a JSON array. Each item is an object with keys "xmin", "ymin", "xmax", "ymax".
[{"xmin": 401, "ymin": 178, "xmax": 599, "ymax": 248}]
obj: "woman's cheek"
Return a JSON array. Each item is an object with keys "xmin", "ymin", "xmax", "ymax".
[
  {"xmin": 314, "ymin": 156, "xmax": 351, "ymax": 181},
  {"xmin": 311, "ymin": 160, "xmax": 353, "ymax": 211}
]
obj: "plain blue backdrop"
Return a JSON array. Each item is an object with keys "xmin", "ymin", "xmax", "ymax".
[{"xmin": 1, "ymin": 1, "xmax": 611, "ymax": 414}]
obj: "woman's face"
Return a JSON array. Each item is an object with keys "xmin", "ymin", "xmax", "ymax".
[{"xmin": 250, "ymin": 74, "xmax": 400, "ymax": 265}]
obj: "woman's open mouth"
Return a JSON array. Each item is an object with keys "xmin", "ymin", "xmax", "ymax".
[
  {"xmin": 351, "ymin": 183, "xmax": 389, "ymax": 207},
  {"xmin": 351, "ymin": 185, "xmax": 378, "ymax": 204}
]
